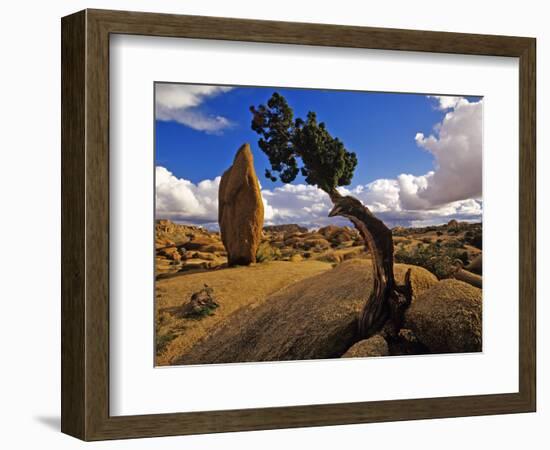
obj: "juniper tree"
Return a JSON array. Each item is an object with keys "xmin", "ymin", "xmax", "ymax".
[{"xmin": 250, "ymin": 92, "xmax": 412, "ymax": 339}]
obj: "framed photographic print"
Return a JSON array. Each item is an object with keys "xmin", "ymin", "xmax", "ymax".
[{"xmin": 61, "ymin": 9, "xmax": 536, "ymax": 441}]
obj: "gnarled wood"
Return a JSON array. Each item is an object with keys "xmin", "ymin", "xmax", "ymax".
[{"xmin": 328, "ymin": 190, "xmax": 412, "ymax": 338}]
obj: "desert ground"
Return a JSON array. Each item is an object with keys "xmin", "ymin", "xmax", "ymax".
[{"xmin": 155, "ymin": 218, "xmax": 482, "ymax": 366}]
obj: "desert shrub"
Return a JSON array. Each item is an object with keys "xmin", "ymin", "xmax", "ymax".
[
  {"xmin": 317, "ymin": 251, "xmax": 343, "ymax": 264},
  {"xmin": 284, "ymin": 236, "xmax": 303, "ymax": 248},
  {"xmin": 436, "ymin": 231, "xmax": 443, "ymax": 236},
  {"xmin": 342, "ymin": 247, "xmax": 365, "ymax": 261},
  {"xmin": 187, "ymin": 304, "xmax": 218, "ymax": 319},
  {"xmin": 444, "ymin": 239, "xmax": 465, "ymax": 249},
  {"xmin": 392, "ymin": 227, "xmax": 407, "ymax": 237},
  {"xmin": 183, "ymin": 285, "xmax": 220, "ymax": 319},
  {"xmin": 302, "ymin": 238, "xmax": 330, "ymax": 250},
  {"xmin": 394, "ymin": 243, "xmax": 466, "ymax": 279},
  {"xmin": 256, "ymin": 242, "xmax": 282, "ymax": 262},
  {"xmin": 464, "ymin": 229, "xmax": 482, "ymax": 249},
  {"xmin": 156, "ymin": 332, "xmax": 176, "ymax": 354},
  {"xmin": 421, "ymin": 237, "xmax": 432, "ymax": 244}
]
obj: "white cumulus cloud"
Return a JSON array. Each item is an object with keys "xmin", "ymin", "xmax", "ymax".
[
  {"xmin": 155, "ymin": 166, "xmax": 220, "ymax": 223},
  {"xmin": 156, "ymin": 167, "xmax": 482, "ymax": 229},
  {"xmin": 427, "ymin": 95, "xmax": 464, "ymax": 110},
  {"xmin": 155, "ymin": 95, "xmax": 483, "ymax": 229},
  {"xmin": 403, "ymin": 97, "xmax": 482, "ymax": 208},
  {"xmin": 155, "ymin": 84, "xmax": 234, "ymax": 134},
  {"xmin": 156, "ymin": 166, "xmax": 278, "ymax": 227}
]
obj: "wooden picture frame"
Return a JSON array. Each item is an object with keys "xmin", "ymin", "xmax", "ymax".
[{"xmin": 61, "ymin": 9, "xmax": 536, "ymax": 441}]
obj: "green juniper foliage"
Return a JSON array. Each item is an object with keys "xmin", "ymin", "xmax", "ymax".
[{"xmin": 250, "ymin": 92, "xmax": 358, "ymax": 194}]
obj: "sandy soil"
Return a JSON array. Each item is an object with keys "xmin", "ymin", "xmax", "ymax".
[{"xmin": 155, "ymin": 259, "xmax": 332, "ymax": 365}]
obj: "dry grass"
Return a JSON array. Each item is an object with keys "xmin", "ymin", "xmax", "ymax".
[{"xmin": 155, "ymin": 259, "xmax": 332, "ymax": 365}]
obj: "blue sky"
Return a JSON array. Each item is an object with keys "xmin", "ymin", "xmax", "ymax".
[{"xmin": 155, "ymin": 83, "xmax": 483, "ymax": 229}]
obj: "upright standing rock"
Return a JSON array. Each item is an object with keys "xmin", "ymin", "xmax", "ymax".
[{"xmin": 218, "ymin": 143, "xmax": 264, "ymax": 266}]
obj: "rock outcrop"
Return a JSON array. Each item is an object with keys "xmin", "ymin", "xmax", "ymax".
[
  {"xmin": 465, "ymin": 254, "xmax": 482, "ymax": 275},
  {"xmin": 387, "ymin": 328, "xmax": 428, "ymax": 356},
  {"xmin": 404, "ymin": 279, "xmax": 482, "ymax": 353},
  {"xmin": 342, "ymin": 335, "xmax": 389, "ymax": 358},
  {"xmin": 218, "ymin": 144, "xmax": 264, "ymax": 266},
  {"xmin": 452, "ymin": 268, "xmax": 482, "ymax": 289},
  {"xmin": 158, "ymin": 246, "xmax": 182, "ymax": 262},
  {"xmin": 175, "ymin": 259, "xmax": 438, "ymax": 365},
  {"xmin": 447, "ymin": 219, "xmax": 459, "ymax": 231},
  {"xmin": 318, "ymin": 225, "xmax": 359, "ymax": 245},
  {"xmin": 264, "ymin": 224, "xmax": 308, "ymax": 234},
  {"xmin": 155, "ymin": 220, "xmax": 228, "ymax": 277}
]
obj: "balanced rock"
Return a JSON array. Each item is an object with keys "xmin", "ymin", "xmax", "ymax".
[
  {"xmin": 404, "ymin": 279, "xmax": 482, "ymax": 353},
  {"xmin": 219, "ymin": 144, "xmax": 264, "ymax": 266}
]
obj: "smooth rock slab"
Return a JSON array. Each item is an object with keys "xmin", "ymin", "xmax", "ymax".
[{"xmin": 176, "ymin": 259, "xmax": 437, "ymax": 365}]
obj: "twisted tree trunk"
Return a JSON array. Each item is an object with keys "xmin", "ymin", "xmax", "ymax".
[{"xmin": 328, "ymin": 190, "xmax": 412, "ymax": 339}]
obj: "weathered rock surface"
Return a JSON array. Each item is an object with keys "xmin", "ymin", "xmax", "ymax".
[
  {"xmin": 155, "ymin": 219, "xmax": 205, "ymax": 246},
  {"xmin": 465, "ymin": 254, "xmax": 482, "ymax": 275},
  {"xmin": 180, "ymin": 285, "xmax": 219, "ymax": 319},
  {"xmin": 342, "ymin": 335, "xmax": 389, "ymax": 358},
  {"xmin": 385, "ymin": 328, "xmax": 428, "ymax": 356},
  {"xmin": 182, "ymin": 236, "xmax": 219, "ymax": 251},
  {"xmin": 404, "ymin": 279, "xmax": 482, "ymax": 353},
  {"xmin": 447, "ymin": 219, "xmax": 459, "ymax": 230},
  {"xmin": 175, "ymin": 259, "xmax": 437, "ymax": 365},
  {"xmin": 159, "ymin": 246, "xmax": 181, "ymax": 262},
  {"xmin": 318, "ymin": 225, "xmax": 359, "ymax": 245},
  {"xmin": 264, "ymin": 224, "xmax": 308, "ymax": 234},
  {"xmin": 453, "ymin": 268, "xmax": 482, "ymax": 289},
  {"xmin": 219, "ymin": 144, "xmax": 264, "ymax": 266}
]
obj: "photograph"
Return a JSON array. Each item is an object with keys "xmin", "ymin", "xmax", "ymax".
[
  {"xmin": 154, "ymin": 83, "xmax": 483, "ymax": 366},
  {"xmin": 0, "ymin": 1, "xmax": 541, "ymax": 445}
]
